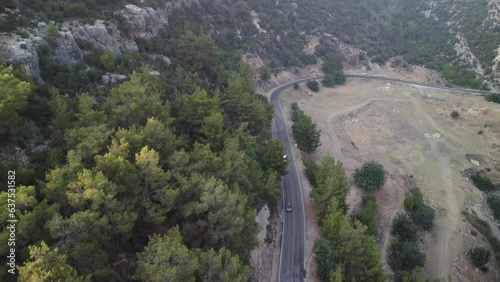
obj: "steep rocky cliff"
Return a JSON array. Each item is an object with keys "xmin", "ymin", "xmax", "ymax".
[{"xmin": 0, "ymin": 0, "xmax": 198, "ymax": 79}]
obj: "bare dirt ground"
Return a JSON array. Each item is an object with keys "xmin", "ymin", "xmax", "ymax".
[{"xmin": 285, "ymin": 78, "xmax": 500, "ymax": 281}]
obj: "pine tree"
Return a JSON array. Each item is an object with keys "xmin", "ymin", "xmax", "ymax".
[
  {"xmin": 135, "ymin": 146, "xmax": 178, "ymax": 224},
  {"xmin": 18, "ymin": 242, "xmax": 90, "ymax": 282},
  {"xmin": 292, "ymin": 114, "xmax": 321, "ymax": 153},
  {"xmin": 310, "ymin": 155, "xmax": 349, "ymax": 217},
  {"xmin": 0, "ymin": 64, "xmax": 32, "ymax": 136},
  {"xmin": 134, "ymin": 226, "xmax": 199, "ymax": 282},
  {"xmin": 196, "ymin": 247, "xmax": 250, "ymax": 282},
  {"xmin": 262, "ymin": 138, "xmax": 288, "ymax": 177}
]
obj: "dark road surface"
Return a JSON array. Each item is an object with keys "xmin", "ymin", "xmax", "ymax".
[
  {"xmin": 268, "ymin": 75, "xmax": 498, "ymax": 282},
  {"xmin": 270, "ymin": 77, "xmax": 320, "ymax": 282}
]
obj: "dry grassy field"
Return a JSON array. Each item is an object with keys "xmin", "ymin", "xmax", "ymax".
[{"xmin": 283, "ymin": 78, "xmax": 500, "ymax": 281}]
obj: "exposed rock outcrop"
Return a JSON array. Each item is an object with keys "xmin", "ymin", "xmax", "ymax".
[
  {"xmin": 101, "ymin": 73, "xmax": 127, "ymax": 84},
  {"xmin": 1, "ymin": 0, "xmax": 199, "ymax": 78},
  {"xmin": 72, "ymin": 20, "xmax": 138, "ymax": 55},
  {"xmin": 54, "ymin": 31, "xmax": 84, "ymax": 66},
  {"xmin": 123, "ymin": 0, "xmax": 198, "ymax": 38},
  {"xmin": 0, "ymin": 34, "xmax": 45, "ymax": 81}
]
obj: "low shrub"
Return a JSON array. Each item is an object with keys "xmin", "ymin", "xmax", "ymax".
[
  {"xmin": 471, "ymin": 173, "xmax": 496, "ymax": 192},
  {"xmin": 487, "ymin": 194, "xmax": 500, "ymax": 220},
  {"xmin": 469, "ymin": 247, "xmax": 491, "ymax": 268},
  {"xmin": 405, "ymin": 188, "xmax": 436, "ymax": 231},
  {"xmin": 306, "ymin": 80, "xmax": 319, "ymax": 92},
  {"xmin": 485, "ymin": 93, "xmax": 500, "ymax": 104}
]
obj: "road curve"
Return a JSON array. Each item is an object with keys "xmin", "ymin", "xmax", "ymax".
[{"xmin": 268, "ymin": 74, "xmax": 498, "ymax": 282}]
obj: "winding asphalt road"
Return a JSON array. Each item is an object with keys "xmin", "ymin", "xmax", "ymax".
[
  {"xmin": 268, "ymin": 74, "xmax": 499, "ymax": 282},
  {"xmin": 270, "ymin": 77, "xmax": 318, "ymax": 282}
]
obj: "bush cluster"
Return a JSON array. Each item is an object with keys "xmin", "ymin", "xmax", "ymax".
[
  {"xmin": 404, "ymin": 188, "xmax": 436, "ymax": 231},
  {"xmin": 485, "ymin": 93, "xmax": 500, "ymax": 104},
  {"xmin": 471, "ymin": 173, "xmax": 496, "ymax": 192},
  {"xmin": 469, "ymin": 247, "xmax": 491, "ymax": 268},
  {"xmin": 353, "ymin": 161, "xmax": 387, "ymax": 192},
  {"xmin": 487, "ymin": 194, "xmax": 500, "ymax": 220},
  {"xmin": 306, "ymin": 80, "xmax": 319, "ymax": 92},
  {"xmin": 389, "ymin": 214, "xmax": 426, "ymax": 279}
]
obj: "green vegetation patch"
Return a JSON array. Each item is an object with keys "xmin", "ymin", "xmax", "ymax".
[
  {"xmin": 291, "ymin": 103, "xmax": 321, "ymax": 153},
  {"xmin": 404, "ymin": 188, "xmax": 436, "ymax": 231},
  {"xmin": 469, "ymin": 247, "xmax": 491, "ymax": 268},
  {"xmin": 471, "ymin": 173, "xmax": 496, "ymax": 192},
  {"xmin": 353, "ymin": 161, "xmax": 387, "ymax": 192}
]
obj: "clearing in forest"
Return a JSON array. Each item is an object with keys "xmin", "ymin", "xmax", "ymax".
[{"xmin": 286, "ymin": 78, "xmax": 500, "ymax": 281}]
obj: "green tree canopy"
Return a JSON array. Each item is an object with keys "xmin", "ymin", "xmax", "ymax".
[
  {"xmin": 310, "ymin": 155, "xmax": 349, "ymax": 217},
  {"xmin": 100, "ymin": 49, "xmax": 116, "ymax": 72},
  {"xmin": 353, "ymin": 161, "xmax": 387, "ymax": 192},
  {"xmin": 181, "ymin": 176, "xmax": 249, "ymax": 254},
  {"xmin": 0, "ymin": 64, "xmax": 32, "ymax": 136},
  {"xmin": 469, "ymin": 247, "xmax": 491, "ymax": 268},
  {"xmin": 391, "ymin": 214, "xmax": 418, "ymax": 243},
  {"xmin": 18, "ymin": 241, "xmax": 90, "ymax": 282},
  {"xmin": 135, "ymin": 146, "xmax": 179, "ymax": 224},
  {"xmin": 262, "ymin": 138, "xmax": 288, "ymax": 177},
  {"xmin": 405, "ymin": 188, "xmax": 435, "ymax": 231},
  {"xmin": 105, "ymin": 70, "xmax": 168, "ymax": 128},
  {"xmin": 356, "ymin": 195, "xmax": 378, "ymax": 237},
  {"xmin": 388, "ymin": 238, "xmax": 426, "ymax": 273},
  {"xmin": 47, "ymin": 210, "xmax": 111, "ymax": 279},
  {"xmin": 322, "ymin": 53, "xmax": 343, "ymax": 74},
  {"xmin": 134, "ymin": 226, "xmax": 199, "ymax": 282},
  {"xmin": 292, "ymin": 114, "xmax": 321, "ymax": 153},
  {"xmin": 196, "ymin": 247, "xmax": 250, "ymax": 282},
  {"xmin": 223, "ymin": 70, "xmax": 273, "ymax": 138},
  {"xmin": 306, "ymin": 80, "xmax": 320, "ymax": 92},
  {"xmin": 176, "ymin": 31, "xmax": 221, "ymax": 83},
  {"xmin": 313, "ymin": 238, "xmax": 338, "ymax": 282}
]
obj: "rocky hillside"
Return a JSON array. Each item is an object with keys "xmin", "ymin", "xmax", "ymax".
[
  {"xmin": 2, "ymin": 0, "xmax": 500, "ymax": 91},
  {"xmin": 0, "ymin": 0, "xmax": 198, "ymax": 80}
]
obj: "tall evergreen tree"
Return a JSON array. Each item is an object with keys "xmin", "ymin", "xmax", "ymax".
[
  {"xmin": 292, "ymin": 114, "xmax": 321, "ymax": 153},
  {"xmin": 135, "ymin": 146, "xmax": 179, "ymax": 224},
  {"xmin": 196, "ymin": 247, "xmax": 251, "ymax": 282},
  {"xmin": 0, "ymin": 64, "xmax": 32, "ymax": 136},
  {"xmin": 310, "ymin": 155, "xmax": 350, "ymax": 217},
  {"xmin": 134, "ymin": 226, "xmax": 199, "ymax": 282},
  {"xmin": 18, "ymin": 242, "xmax": 90, "ymax": 282},
  {"xmin": 262, "ymin": 138, "xmax": 288, "ymax": 177}
]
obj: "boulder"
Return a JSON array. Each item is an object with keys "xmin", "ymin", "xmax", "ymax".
[
  {"xmin": 123, "ymin": 0, "xmax": 198, "ymax": 38},
  {"xmin": 73, "ymin": 20, "xmax": 138, "ymax": 54},
  {"xmin": 102, "ymin": 73, "xmax": 127, "ymax": 84},
  {"xmin": 0, "ymin": 34, "xmax": 42, "ymax": 81},
  {"xmin": 54, "ymin": 31, "xmax": 83, "ymax": 67}
]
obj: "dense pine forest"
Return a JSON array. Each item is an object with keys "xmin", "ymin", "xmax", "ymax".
[{"xmin": 0, "ymin": 4, "xmax": 284, "ymax": 279}]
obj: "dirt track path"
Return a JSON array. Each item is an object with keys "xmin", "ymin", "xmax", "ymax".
[
  {"xmin": 410, "ymin": 97, "xmax": 465, "ymax": 279},
  {"xmin": 324, "ymin": 88, "xmax": 466, "ymax": 279}
]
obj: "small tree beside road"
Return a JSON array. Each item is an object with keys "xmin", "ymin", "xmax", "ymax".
[{"xmin": 292, "ymin": 114, "xmax": 321, "ymax": 153}]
